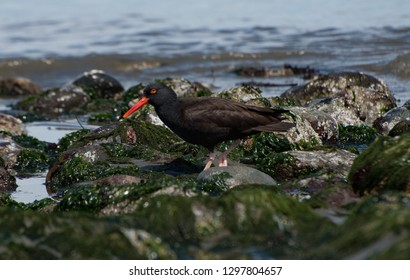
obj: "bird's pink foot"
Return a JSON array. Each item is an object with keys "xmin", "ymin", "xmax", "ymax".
[{"xmin": 218, "ymin": 156, "xmax": 228, "ymax": 167}]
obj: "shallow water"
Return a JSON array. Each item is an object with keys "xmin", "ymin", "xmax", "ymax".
[{"xmin": 1, "ymin": 0, "xmax": 410, "ymax": 203}]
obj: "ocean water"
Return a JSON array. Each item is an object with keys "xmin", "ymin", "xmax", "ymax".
[{"xmin": 1, "ymin": 0, "xmax": 410, "ymax": 202}]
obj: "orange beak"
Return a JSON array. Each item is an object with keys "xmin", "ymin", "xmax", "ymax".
[{"xmin": 122, "ymin": 97, "xmax": 150, "ymax": 118}]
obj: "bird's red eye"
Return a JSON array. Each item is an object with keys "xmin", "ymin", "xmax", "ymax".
[{"xmin": 150, "ymin": 88, "xmax": 157, "ymax": 95}]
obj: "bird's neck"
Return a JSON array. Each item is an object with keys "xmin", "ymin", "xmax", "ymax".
[{"xmin": 155, "ymin": 98, "xmax": 182, "ymax": 126}]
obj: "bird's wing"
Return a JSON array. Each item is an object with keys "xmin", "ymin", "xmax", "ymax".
[{"xmin": 180, "ymin": 97, "xmax": 293, "ymax": 133}]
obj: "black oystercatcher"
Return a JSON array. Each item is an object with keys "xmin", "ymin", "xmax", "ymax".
[{"xmin": 123, "ymin": 83, "xmax": 294, "ymax": 170}]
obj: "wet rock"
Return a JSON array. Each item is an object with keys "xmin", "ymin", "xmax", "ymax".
[
  {"xmin": 258, "ymin": 148, "xmax": 356, "ymax": 181},
  {"xmin": 15, "ymin": 87, "xmax": 90, "ymax": 117},
  {"xmin": 14, "ymin": 148, "xmax": 49, "ymax": 174},
  {"xmin": 159, "ymin": 77, "xmax": 212, "ymax": 97},
  {"xmin": 0, "ymin": 133, "xmax": 22, "ymax": 169},
  {"xmin": 0, "ymin": 133, "xmax": 52, "ymax": 174},
  {"xmin": 306, "ymin": 194, "xmax": 410, "ymax": 259},
  {"xmin": 55, "ymin": 175, "xmax": 196, "ymax": 214},
  {"xmin": 216, "ymin": 85, "xmax": 263, "ymax": 103},
  {"xmin": 131, "ymin": 186, "xmax": 334, "ymax": 259},
  {"xmin": 93, "ymin": 174, "xmax": 143, "ymax": 186},
  {"xmin": 388, "ymin": 120, "xmax": 410, "ymax": 136},
  {"xmin": 72, "ymin": 69, "xmax": 124, "ymax": 99},
  {"xmin": 0, "ymin": 77, "xmax": 42, "ymax": 97},
  {"xmin": 14, "ymin": 70, "xmax": 125, "ymax": 117},
  {"xmin": 282, "ymin": 72, "xmax": 397, "ymax": 125},
  {"xmin": 349, "ymin": 134, "xmax": 410, "ymax": 196},
  {"xmin": 0, "ymin": 160, "xmax": 17, "ymax": 193},
  {"xmin": 301, "ymin": 180, "xmax": 359, "ymax": 211},
  {"xmin": 337, "ymin": 124, "xmax": 377, "ymax": 148},
  {"xmin": 373, "ymin": 104, "xmax": 410, "ymax": 135},
  {"xmin": 46, "ymin": 120, "xmax": 181, "ymax": 196},
  {"xmin": 0, "ymin": 113, "xmax": 26, "ymax": 135},
  {"xmin": 282, "ymin": 112, "xmax": 323, "ymax": 149},
  {"xmin": 386, "ymin": 52, "xmax": 410, "ymax": 79},
  {"xmin": 197, "ymin": 166, "xmax": 276, "ymax": 189},
  {"xmin": 0, "ymin": 207, "xmax": 176, "ymax": 259},
  {"xmin": 289, "ymin": 107, "xmax": 338, "ymax": 144},
  {"xmin": 232, "ymin": 64, "xmax": 318, "ymax": 79}
]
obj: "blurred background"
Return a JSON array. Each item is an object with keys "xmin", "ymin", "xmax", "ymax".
[{"xmin": 1, "ymin": 0, "xmax": 410, "ymax": 100}]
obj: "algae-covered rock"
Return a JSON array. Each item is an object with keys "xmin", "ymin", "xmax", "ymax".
[
  {"xmin": 257, "ymin": 148, "xmax": 356, "ymax": 181},
  {"xmin": 0, "ymin": 113, "xmax": 26, "ymax": 136},
  {"xmin": 0, "ymin": 132, "xmax": 25, "ymax": 170},
  {"xmin": 374, "ymin": 104, "xmax": 410, "ymax": 135},
  {"xmin": 306, "ymin": 194, "xmax": 410, "ymax": 259},
  {"xmin": 14, "ymin": 70, "xmax": 125, "ymax": 117},
  {"xmin": 216, "ymin": 85, "xmax": 263, "ymax": 103},
  {"xmin": 0, "ymin": 161, "xmax": 17, "ymax": 193},
  {"xmin": 388, "ymin": 120, "xmax": 410, "ymax": 136},
  {"xmin": 349, "ymin": 134, "xmax": 410, "ymax": 195},
  {"xmin": 197, "ymin": 166, "xmax": 276, "ymax": 189},
  {"xmin": 290, "ymin": 107, "xmax": 338, "ymax": 144},
  {"xmin": 0, "ymin": 77, "xmax": 42, "ymax": 97},
  {"xmin": 72, "ymin": 69, "xmax": 124, "ymax": 99},
  {"xmin": 337, "ymin": 124, "xmax": 377, "ymax": 148},
  {"xmin": 158, "ymin": 77, "xmax": 212, "ymax": 97},
  {"xmin": 15, "ymin": 87, "xmax": 90, "ymax": 117},
  {"xmin": 131, "ymin": 186, "xmax": 334, "ymax": 258},
  {"xmin": 54, "ymin": 175, "xmax": 197, "ymax": 214},
  {"xmin": 0, "ymin": 208, "xmax": 175, "ymax": 259},
  {"xmin": 282, "ymin": 72, "xmax": 397, "ymax": 126}
]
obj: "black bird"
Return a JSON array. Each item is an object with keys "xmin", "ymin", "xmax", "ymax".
[{"xmin": 123, "ymin": 83, "xmax": 294, "ymax": 170}]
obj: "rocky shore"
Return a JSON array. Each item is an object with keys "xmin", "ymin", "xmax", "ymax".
[{"xmin": 0, "ymin": 68, "xmax": 409, "ymax": 259}]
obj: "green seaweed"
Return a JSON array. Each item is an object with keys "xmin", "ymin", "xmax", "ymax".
[
  {"xmin": 348, "ymin": 134, "xmax": 410, "ymax": 195},
  {"xmin": 338, "ymin": 124, "xmax": 377, "ymax": 147},
  {"xmin": 14, "ymin": 149, "xmax": 49, "ymax": 173},
  {"xmin": 12, "ymin": 134, "xmax": 49, "ymax": 151},
  {"xmin": 56, "ymin": 129, "xmax": 91, "ymax": 153}
]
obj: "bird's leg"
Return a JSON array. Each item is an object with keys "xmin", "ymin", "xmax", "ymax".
[
  {"xmin": 217, "ymin": 139, "xmax": 241, "ymax": 167},
  {"xmin": 204, "ymin": 151, "xmax": 216, "ymax": 170}
]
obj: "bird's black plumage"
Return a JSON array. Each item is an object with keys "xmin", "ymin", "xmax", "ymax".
[{"xmin": 123, "ymin": 83, "xmax": 294, "ymax": 168}]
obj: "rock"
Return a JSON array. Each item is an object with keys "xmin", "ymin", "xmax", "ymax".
[
  {"xmin": 0, "ymin": 77, "xmax": 42, "ymax": 97},
  {"xmin": 374, "ymin": 104, "xmax": 410, "ymax": 135},
  {"xmin": 15, "ymin": 87, "xmax": 90, "ymax": 117},
  {"xmin": 389, "ymin": 120, "xmax": 410, "ymax": 136},
  {"xmin": 72, "ymin": 69, "xmax": 124, "ymax": 99},
  {"xmin": 0, "ymin": 160, "xmax": 17, "ymax": 193},
  {"xmin": 0, "ymin": 207, "xmax": 176, "ymax": 259},
  {"xmin": 14, "ymin": 70, "xmax": 125, "ymax": 117},
  {"xmin": 46, "ymin": 120, "xmax": 181, "ymax": 196},
  {"xmin": 257, "ymin": 148, "xmax": 357, "ymax": 181},
  {"xmin": 232, "ymin": 64, "xmax": 318, "ymax": 79},
  {"xmin": 130, "ymin": 186, "xmax": 334, "ymax": 259},
  {"xmin": 282, "ymin": 112, "xmax": 323, "ymax": 149},
  {"xmin": 159, "ymin": 77, "xmax": 212, "ymax": 98},
  {"xmin": 0, "ymin": 113, "xmax": 26, "ymax": 136},
  {"xmin": 349, "ymin": 134, "xmax": 410, "ymax": 196},
  {"xmin": 0, "ymin": 133, "xmax": 22, "ymax": 169},
  {"xmin": 93, "ymin": 174, "xmax": 143, "ymax": 186},
  {"xmin": 289, "ymin": 107, "xmax": 338, "ymax": 144},
  {"xmin": 197, "ymin": 166, "xmax": 276, "ymax": 188},
  {"xmin": 386, "ymin": 53, "xmax": 410, "ymax": 79},
  {"xmin": 216, "ymin": 85, "xmax": 263, "ymax": 103},
  {"xmin": 337, "ymin": 124, "xmax": 377, "ymax": 147},
  {"xmin": 282, "ymin": 72, "xmax": 397, "ymax": 126},
  {"xmin": 306, "ymin": 194, "xmax": 410, "ymax": 259}
]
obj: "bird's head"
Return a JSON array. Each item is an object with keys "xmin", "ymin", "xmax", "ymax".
[{"xmin": 122, "ymin": 83, "xmax": 177, "ymax": 118}]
